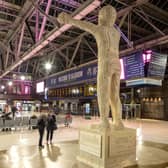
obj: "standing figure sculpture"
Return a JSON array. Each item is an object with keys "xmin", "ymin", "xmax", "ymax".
[{"xmin": 58, "ymin": 5, "xmax": 123, "ymax": 129}]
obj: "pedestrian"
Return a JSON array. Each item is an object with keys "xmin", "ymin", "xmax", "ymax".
[
  {"xmin": 37, "ymin": 114, "xmax": 46, "ymax": 149},
  {"xmin": 46, "ymin": 113, "xmax": 57, "ymax": 144},
  {"xmin": 11, "ymin": 105, "xmax": 17, "ymax": 119},
  {"xmin": 65, "ymin": 112, "xmax": 71, "ymax": 127}
]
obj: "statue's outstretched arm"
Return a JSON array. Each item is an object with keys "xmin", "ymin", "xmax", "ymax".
[{"xmin": 57, "ymin": 12, "xmax": 97, "ymax": 35}]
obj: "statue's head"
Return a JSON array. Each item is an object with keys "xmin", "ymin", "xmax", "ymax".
[{"xmin": 98, "ymin": 5, "xmax": 117, "ymax": 26}]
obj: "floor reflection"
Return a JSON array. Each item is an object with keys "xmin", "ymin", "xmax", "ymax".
[{"xmin": 0, "ymin": 140, "xmax": 168, "ymax": 168}]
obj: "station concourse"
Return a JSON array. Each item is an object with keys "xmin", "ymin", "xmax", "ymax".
[{"xmin": 0, "ymin": 0, "xmax": 168, "ymax": 168}]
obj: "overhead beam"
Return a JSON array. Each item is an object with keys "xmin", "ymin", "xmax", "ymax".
[
  {"xmin": 134, "ymin": 10, "xmax": 165, "ymax": 36},
  {"xmin": 117, "ymin": 0, "xmax": 149, "ymax": 17},
  {"xmin": 57, "ymin": 51, "xmax": 72, "ymax": 66},
  {"xmin": 38, "ymin": 0, "xmax": 52, "ymax": 40},
  {"xmin": 0, "ymin": 18, "xmax": 12, "ymax": 24},
  {"xmin": 25, "ymin": 19, "xmax": 36, "ymax": 44},
  {"xmin": 0, "ymin": 0, "xmax": 21, "ymax": 11},
  {"xmin": 68, "ymin": 36, "xmax": 83, "ymax": 67},
  {"xmin": 120, "ymin": 35, "xmax": 168, "ymax": 56},
  {"xmin": 16, "ymin": 23, "xmax": 25, "ymax": 58},
  {"xmin": 3, "ymin": 0, "xmax": 36, "ymax": 44},
  {"xmin": 142, "ymin": 2, "xmax": 168, "ymax": 24},
  {"xmin": 83, "ymin": 37, "xmax": 97, "ymax": 57},
  {"xmin": 0, "ymin": 53, "xmax": 4, "ymax": 70},
  {"xmin": 120, "ymin": 21, "xmax": 152, "ymax": 36},
  {"xmin": 5, "ymin": 47, "xmax": 9, "ymax": 68},
  {"xmin": 0, "ymin": 0, "xmax": 101, "ymax": 78}
]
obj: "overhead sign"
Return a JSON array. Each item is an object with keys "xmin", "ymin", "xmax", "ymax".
[
  {"xmin": 124, "ymin": 52, "xmax": 144, "ymax": 79},
  {"xmin": 36, "ymin": 81, "xmax": 44, "ymax": 93},
  {"xmin": 46, "ymin": 62, "xmax": 97, "ymax": 88},
  {"xmin": 148, "ymin": 52, "xmax": 167, "ymax": 79},
  {"xmin": 46, "ymin": 59, "xmax": 125, "ymax": 88}
]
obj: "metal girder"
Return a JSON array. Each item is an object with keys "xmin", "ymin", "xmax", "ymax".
[
  {"xmin": 25, "ymin": 19, "xmax": 36, "ymax": 44},
  {"xmin": 35, "ymin": 10, "xmax": 39, "ymax": 42},
  {"xmin": 0, "ymin": 18, "xmax": 12, "ymax": 25},
  {"xmin": 38, "ymin": 0, "xmax": 53, "ymax": 40},
  {"xmin": 0, "ymin": 53, "xmax": 4, "ymax": 70},
  {"xmin": 32, "ymin": 60, "xmax": 38, "ymax": 74},
  {"xmin": 0, "ymin": 0, "xmax": 21, "ymax": 11},
  {"xmin": 9, "ymin": 42, "xmax": 15, "ymax": 62},
  {"xmin": 83, "ymin": 37, "xmax": 97, "ymax": 57},
  {"xmin": 117, "ymin": 0, "xmax": 149, "ymax": 17},
  {"xmin": 120, "ymin": 35, "xmax": 168, "ymax": 56},
  {"xmin": 68, "ymin": 36, "xmax": 83, "ymax": 67},
  {"xmin": 16, "ymin": 23, "xmax": 25, "ymax": 58},
  {"xmin": 58, "ymin": 51, "xmax": 76, "ymax": 67},
  {"xmin": 119, "ymin": 11, "xmax": 129, "ymax": 28},
  {"xmin": 120, "ymin": 21, "xmax": 151, "ymax": 36},
  {"xmin": 0, "ymin": 41, "xmax": 12, "ymax": 54},
  {"xmin": 5, "ymin": 48, "xmax": 9, "ymax": 68},
  {"xmin": 142, "ymin": 2, "xmax": 168, "ymax": 24},
  {"xmin": 39, "ymin": 32, "xmax": 88, "ymax": 65},
  {"xmin": 134, "ymin": 10, "xmax": 165, "ymax": 36},
  {"xmin": 30, "ymin": 0, "xmax": 59, "ymax": 27},
  {"xmin": 3, "ymin": 0, "xmax": 37, "ymax": 44},
  {"xmin": 0, "ymin": 0, "xmax": 101, "ymax": 78},
  {"xmin": 30, "ymin": 60, "xmax": 45, "ymax": 77}
]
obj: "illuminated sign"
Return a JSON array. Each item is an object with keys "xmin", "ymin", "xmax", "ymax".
[
  {"xmin": 36, "ymin": 81, "xmax": 44, "ymax": 93},
  {"xmin": 46, "ymin": 59, "xmax": 125, "ymax": 88}
]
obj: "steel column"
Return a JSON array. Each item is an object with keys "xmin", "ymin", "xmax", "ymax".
[
  {"xmin": 38, "ymin": 0, "xmax": 52, "ymax": 40},
  {"xmin": 16, "ymin": 23, "xmax": 25, "ymax": 58}
]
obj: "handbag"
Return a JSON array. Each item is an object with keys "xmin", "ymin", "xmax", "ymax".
[{"xmin": 53, "ymin": 123, "xmax": 57, "ymax": 130}]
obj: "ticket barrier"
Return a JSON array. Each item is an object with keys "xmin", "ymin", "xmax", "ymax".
[{"xmin": 122, "ymin": 104, "xmax": 141, "ymax": 119}]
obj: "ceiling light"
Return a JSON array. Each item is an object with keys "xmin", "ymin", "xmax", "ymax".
[
  {"xmin": 21, "ymin": 76, "xmax": 25, "ymax": 81},
  {"xmin": 8, "ymin": 81, "xmax": 13, "ymax": 86},
  {"xmin": 45, "ymin": 63, "xmax": 52, "ymax": 70}
]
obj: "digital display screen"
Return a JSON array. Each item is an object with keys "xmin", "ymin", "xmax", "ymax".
[
  {"xmin": 124, "ymin": 52, "xmax": 144, "ymax": 79},
  {"xmin": 36, "ymin": 81, "xmax": 44, "ymax": 93},
  {"xmin": 148, "ymin": 52, "xmax": 167, "ymax": 79}
]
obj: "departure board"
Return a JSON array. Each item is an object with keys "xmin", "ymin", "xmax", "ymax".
[
  {"xmin": 148, "ymin": 52, "xmax": 167, "ymax": 79},
  {"xmin": 124, "ymin": 52, "xmax": 144, "ymax": 79}
]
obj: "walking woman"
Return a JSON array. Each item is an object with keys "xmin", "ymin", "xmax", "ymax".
[
  {"xmin": 37, "ymin": 114, "xmax": 46, "ymax": 149},
  {"xmin": 46, "ymin": 113, "xmax": 57, "ymax": 144}
]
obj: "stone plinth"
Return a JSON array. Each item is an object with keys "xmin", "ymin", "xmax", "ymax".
[{"xmin": 77, "ymin": 124, "xmax": 136, "ymax": 168}]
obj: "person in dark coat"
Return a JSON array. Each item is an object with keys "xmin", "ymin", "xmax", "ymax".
[
  {"xmin": 46, "ymin": 113, "xmax": 57, "ymax": 144},
  {"xmin": 37, "ymin": 114, "xmax": 46, "ymax": 148},
  {"xmin": 11, "ymin": 106, "xmax": 17, "ymax": 119}
]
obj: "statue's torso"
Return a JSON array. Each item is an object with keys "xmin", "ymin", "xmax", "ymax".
[{"xmin": 96, "ymin": 26, "xmax": 120, "ymax": 63}]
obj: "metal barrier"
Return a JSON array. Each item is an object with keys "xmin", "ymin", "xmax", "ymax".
[
  {"xmin": 0, "ymin": 115, "xmax": 73, "ymax": 132},
  {"xmin": 122, "ymin": 104, "xmax": 141, "ymax": 119}
]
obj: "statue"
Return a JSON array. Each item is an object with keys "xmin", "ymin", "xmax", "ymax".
[{"xmin": 58, "ymin": 5, "xmax": 124, "ymax": 129}]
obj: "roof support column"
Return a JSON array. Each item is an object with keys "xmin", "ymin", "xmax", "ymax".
[
  {"xmin": 38, "ymin": 0, "xmax": 52, "ymax": 40},
  {"xmin": 35, "ymin": 10, "xmax": 39, "ymax": 42},
  {"xmin": 16, "ymin": 23, "xmax": 25, "ymax": 58}
]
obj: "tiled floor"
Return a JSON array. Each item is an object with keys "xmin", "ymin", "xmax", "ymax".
[{"xmin": 0, "ymin": 116, "xmax": 168, "ymax": 168}]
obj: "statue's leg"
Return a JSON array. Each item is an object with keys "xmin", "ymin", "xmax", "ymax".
[
  {"xmin": 97, "ymin": 69, "xmax": 110, "ymax": 127},
  {"xmin": 109, "ymin": 72, "xmax": 124, "ymax": 129}
]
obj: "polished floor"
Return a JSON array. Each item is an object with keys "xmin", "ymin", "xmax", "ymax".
[{"xmin": 0, "ymin": 116, "xmax": 168, "ymax": 168}]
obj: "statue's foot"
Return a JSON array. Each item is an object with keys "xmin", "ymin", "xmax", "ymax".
[
  {"xmin": 113, "ymin": 120, "xmax": 124, "ymax": 130},
  {"xmin": 100, "ymin": 120, "xmax": 110, "ymax": 129}
]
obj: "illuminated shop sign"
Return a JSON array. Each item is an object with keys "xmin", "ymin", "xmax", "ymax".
[
  {"xmin": 47, "ymin": 62, "xmax": 98, "ymax": 88},
  {"xmin": 46, "ymin": 59, "xmax": 125, "ymax": 88},
  {"xmin": 36, "ymin": 81, "xmax": 44, "ymax": 93}
]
